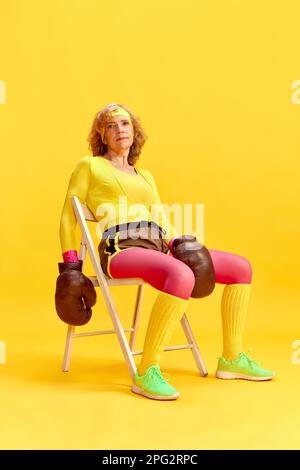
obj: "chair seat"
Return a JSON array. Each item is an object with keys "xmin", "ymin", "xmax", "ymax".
[{"xmin": 88, "ymin": 275, "xmax": 146, "ymax": 287}]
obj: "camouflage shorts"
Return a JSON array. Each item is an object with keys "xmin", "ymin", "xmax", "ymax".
[{"xmin": 98, "ymin": 220, "xmax": 170, "ymax": 278}]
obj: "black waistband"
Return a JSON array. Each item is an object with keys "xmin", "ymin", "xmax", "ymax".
[{"xmin": 102, "ymin": 220, "xmax": 167, "ymax": 239}]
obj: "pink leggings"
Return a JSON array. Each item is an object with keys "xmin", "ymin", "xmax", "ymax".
[{"xmin": 110, "ymin": 248, "xmax": 252, "ymax": 300}]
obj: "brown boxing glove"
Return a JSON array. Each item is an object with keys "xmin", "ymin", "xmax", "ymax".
[
  {"xmin": 171, "ymin": 235, "xmax": 215, "ymax": 298},
  {"xmin": 55, "ymin": 261, "xmax": 97, "ymax": 326}
]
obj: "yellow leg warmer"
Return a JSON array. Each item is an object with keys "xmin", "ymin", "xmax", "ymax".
[
  {"xmin": 221, "ymin": 283, "xmax": 252, "ymax": 360},
  {"xmin": 138, "ymin": 290, "xmax": 189, "ymax": 376}
]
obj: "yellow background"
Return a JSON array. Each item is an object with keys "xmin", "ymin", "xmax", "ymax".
[{"xmin": 1, "ymin": 0, "xmax": 300, "ymax": 449}]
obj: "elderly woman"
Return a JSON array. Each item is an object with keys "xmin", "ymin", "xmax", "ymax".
[{"xmin": 57, "ymin": 103, "xmax": 274, "ymax": 401}]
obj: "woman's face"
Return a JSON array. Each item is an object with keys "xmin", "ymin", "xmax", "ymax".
[{"xmin": 103, "ymin": 114, "xmax": 134, "ymax": 152}]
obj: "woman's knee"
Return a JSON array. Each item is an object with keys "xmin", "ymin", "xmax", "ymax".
[
  {"xmin": 209, "ymin": 249, "xmax": 252, "ymax": 284},
  {"xmin": 163, "ymin": 262, "xmax": 195, "ymax": 299},
  {"xmin": 235, "ymin": 255, "xmax": 252, "ymax": 283}
]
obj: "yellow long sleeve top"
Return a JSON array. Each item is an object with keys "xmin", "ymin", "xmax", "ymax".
[{"xmin": 59, "ymin": 155, "xmax": 179, "ymax": 254}]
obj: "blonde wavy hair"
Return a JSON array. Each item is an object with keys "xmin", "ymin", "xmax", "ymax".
[{"xmin": 87, "ymin": 103, "xmax": 148, "ymax": 166}]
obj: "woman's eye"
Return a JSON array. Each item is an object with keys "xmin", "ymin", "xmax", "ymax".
[{"xmin": 107, "ymin": 121, "xmax": 129, "ymax": 129}]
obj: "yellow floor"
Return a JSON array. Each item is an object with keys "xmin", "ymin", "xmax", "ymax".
[{"xmin": 0, "ymin": 282, "xmax": 299, "ymax": 450}]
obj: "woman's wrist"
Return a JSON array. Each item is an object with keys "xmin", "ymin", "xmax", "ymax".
[
  {"xmin": 168, "ymin": 237, "xmax": 180, "ymax": 252},
  {"xmin": 63, "ymin": 250, "xmax": 79, "ymax": 263}
]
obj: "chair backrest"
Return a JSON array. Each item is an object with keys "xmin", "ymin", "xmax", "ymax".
[
  {"xmin": 80, "ymin": 203, "xmax": 97, "ymax": 222},
  {"xmin": 71, "ymin": 195, "xmax": 146, "ymax": 316},
  {"xmin": 71, "ymin": 195, "xmax": 110, "ymax": 291}
]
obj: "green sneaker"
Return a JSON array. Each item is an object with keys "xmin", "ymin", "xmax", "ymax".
[
  {"xmin": 132, "ymin": 365, "xmax": 180, "ymax": 400},
  {"xmin": 216, "ymin": 352, "xmax": 275, "ymax": 381}
]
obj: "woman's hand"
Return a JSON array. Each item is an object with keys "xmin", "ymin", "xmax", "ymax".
[
  {"xmin": 55, "ymin": 261, "xmax": 97, "ymax": 325},
  {"xmin": 170, "ymin": 235, "xmax": 216, "ymax": 298}
]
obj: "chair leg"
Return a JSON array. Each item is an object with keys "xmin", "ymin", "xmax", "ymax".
[
  {"xmin": 181, "ymin": 314, "xmax": 208, "ymax": 377},
  {"xmin": 62, "ymin": 325, "xmax": 75, "ymax": 372},
  {"xmin": 104, "ymin": 295, "xmax": 138, "ymax": 380},
  {"xmin": 129, "ymin": 284, "xmax": 145, "ymax": 351}
]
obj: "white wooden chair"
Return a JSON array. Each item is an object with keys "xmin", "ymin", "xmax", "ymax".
[{"xmin": 62, "ymin": 195, "xmax": 208, "ymax": 380}]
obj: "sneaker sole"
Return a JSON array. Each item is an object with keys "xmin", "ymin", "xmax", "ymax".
[
  {"xmin": 215, "ymin": 370, "xmax": 274, "ymax": 381},
  {"xmin": 131, "ymin": 384, "xmax": 180, "ymax": 400}
]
